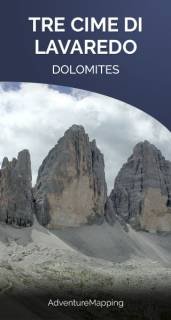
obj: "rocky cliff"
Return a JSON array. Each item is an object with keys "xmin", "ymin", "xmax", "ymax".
[
  {"xmin": 1, "ymin": 133, "xmax": 171, "ymax": 233},
  {"xmin": 34, "ymin": 125, "xmax": 107, "ymax": 228},
  {"xmin": 0, "ymin": 150, "xmax": 34, "ymax": 226},
  {"xmin": 110, "ymin": 141, "xmax": 171, "ymax": 232}
]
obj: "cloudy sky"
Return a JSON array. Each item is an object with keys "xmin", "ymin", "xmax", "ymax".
[{"xmin": 0, "ymin": 82, "xmax": 171, "ymax": 192}]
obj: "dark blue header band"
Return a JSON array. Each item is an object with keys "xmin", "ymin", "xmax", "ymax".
[{"xmin": 0, "ymin": 0, "xmax": 171, "ymax": 130}]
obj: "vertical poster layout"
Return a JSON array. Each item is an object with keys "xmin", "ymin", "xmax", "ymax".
[{"xmin": 0, "ymin": 1, "xmax": 171, "ymax": 319}]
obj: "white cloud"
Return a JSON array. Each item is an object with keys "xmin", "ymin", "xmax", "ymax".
[{"xmin": 0, "ymin": 82, "xmax": 171, "ymax": 193}]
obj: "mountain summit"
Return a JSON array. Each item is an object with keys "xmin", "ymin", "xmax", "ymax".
[
  {"xmin": 34, "ymin": 125, "xmax": 107, "ymax": 228},
  {"xmin": 0, "ymin": 150, "xmax": 34, "ymax": 226},
  {"xmin": 110, "ymin": 141, "xmax": 171, "ymax": 232}
]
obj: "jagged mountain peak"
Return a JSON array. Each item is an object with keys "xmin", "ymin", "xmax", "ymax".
[
  {"xmin": 0, "ymin": 149, "xmax": 34, "ymax": 227},
  {"xmin": 34, "ymin": 125, "xmax": 107, "ymax": 228},
  {"xmin": 65, "ymin": 124, "xmax": 85, "ymax": 132},
  {"xmin": 132, "ymin": 140, "xmax": 163, "ymax": 156},
  {"xmin": 110, "ymin": 141, "xmax": 171, "ymax": 232}
]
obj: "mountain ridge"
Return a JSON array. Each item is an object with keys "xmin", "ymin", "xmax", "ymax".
[{"xmin": 0, "ymin": 125, "xmax": 171, "ymax": 233}]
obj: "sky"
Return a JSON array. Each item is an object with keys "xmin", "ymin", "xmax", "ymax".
[{"xmin": 0, "ymin": 82, "xmax": 171, "ymax": 193}]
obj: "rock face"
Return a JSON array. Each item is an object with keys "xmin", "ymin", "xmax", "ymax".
[
  {"xmin": 104, "ymin": 197, "xmax": 116, "ymax": 226},
  {"xmin": 110, "ymin": 141, "xmax": 171, "ymax": 232},
  {"xmin": 34, "ymin": 125, "xmax": 107, "ymax": 228},
  {"xmin": 0, "ymin": 150, "xmax": 34, "ymax": 226}
]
